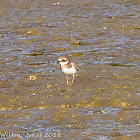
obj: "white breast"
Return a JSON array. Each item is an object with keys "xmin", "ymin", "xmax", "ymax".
[{"xmin": 62, "ymin": 65, "xmax": 77, "ymax": 75}]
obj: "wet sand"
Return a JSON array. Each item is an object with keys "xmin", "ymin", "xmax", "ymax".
[{"xmin": 0, "ymin": 0, "xmax": 140, "ymax": 139}]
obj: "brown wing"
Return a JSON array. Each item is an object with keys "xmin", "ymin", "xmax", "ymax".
[
  {"xmin": 66, "ymin": 61, "xmax": 72, "ymax": 68},
  {"xmin": 71, "ymin": 62, "xmax": 79, "ymax": 71}
]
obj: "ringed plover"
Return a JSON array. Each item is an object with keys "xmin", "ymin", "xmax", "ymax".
[{"xmin": 58, "ymin": 56, "xmax": 79, "ymax": 85}]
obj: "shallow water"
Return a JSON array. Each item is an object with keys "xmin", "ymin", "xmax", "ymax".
[{"xmin": 0, "ymin": 0, "xmax": 140, "ymax": 139}]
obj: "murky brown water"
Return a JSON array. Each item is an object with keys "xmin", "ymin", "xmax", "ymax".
[{"xmin": 0, "ymin": 0, "xmax": 140, "ymax": 139}]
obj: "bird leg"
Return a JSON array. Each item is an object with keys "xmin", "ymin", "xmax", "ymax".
[
  {"xmin": 66, "ymin": 75, "xmax": 75, "ymax": 85},
  {"xmin": 71, "ymin": 74, "xmax": 75, "ymax": 85},
  {"xmin": 66, "ymin": 75, "xmax": 69, "ymax": 85}
]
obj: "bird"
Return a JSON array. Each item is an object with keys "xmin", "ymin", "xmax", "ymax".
[{"xmin": 57, "ymin": 56, "xmax": 79, "ymax": 85}]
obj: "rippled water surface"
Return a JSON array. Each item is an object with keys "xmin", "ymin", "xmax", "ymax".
[{"xmin": 0, "ymin": 0, "xmax": 140, "ymax": 139}]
